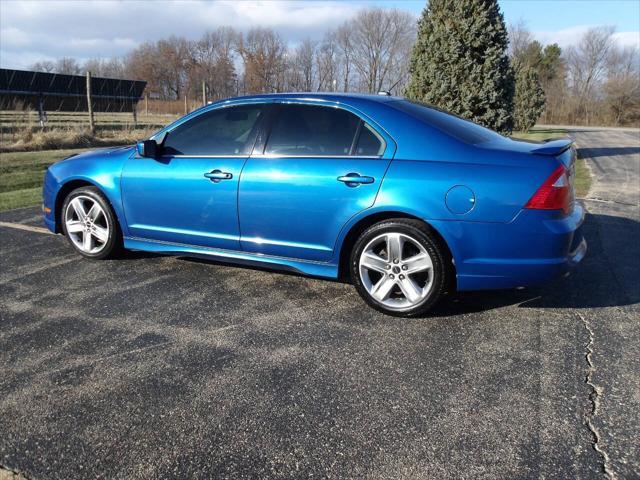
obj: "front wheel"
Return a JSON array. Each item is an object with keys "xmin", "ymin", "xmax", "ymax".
[
  {"xmin": 350, "ymin": 219, "xmax": 450, "ymax": 317},
  {"xmin": 61, "ymin": 186, "xmax": 121, "ymax": 259}
]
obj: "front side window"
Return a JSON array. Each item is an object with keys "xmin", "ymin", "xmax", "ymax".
[
  {"xmin": 163, "ymin": 104, "xmax": 263, "ymax": 156},
  {"xmin": 265, "ymin": 104, "xmax": 360, "ymax": 156}
]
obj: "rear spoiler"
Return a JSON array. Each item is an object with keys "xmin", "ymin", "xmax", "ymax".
[{"xmin": 530, "ymin": 138, "xmax": 573, "ymax": 156}]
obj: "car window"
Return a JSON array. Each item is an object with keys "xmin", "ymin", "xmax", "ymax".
[
  {"xmin": 390, "ymin": 100, "xmax": 504, "ymax": 145},
  {"xmin": 163, "ymin": 105, "xmax": 263, "ymax": 156},
  {"xmin": 265, "ymin": 104, "xmax": 360, "ymax": 156},
  {"xmin": 355, "ymin": 123, "xmax": 385, "ymax": 156}
]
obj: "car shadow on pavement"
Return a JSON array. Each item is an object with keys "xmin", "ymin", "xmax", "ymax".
[{"xmin": 430, "ymin": 213, "xmax": 639, "ymax": 317}]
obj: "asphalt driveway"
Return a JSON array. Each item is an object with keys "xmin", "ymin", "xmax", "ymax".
[{"xmin": 1, "ymin": 128, "xmax": 638, "ymax": 479}]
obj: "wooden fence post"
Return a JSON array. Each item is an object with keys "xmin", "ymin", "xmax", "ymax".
[
  {"xmin": 145, "ymin": 94, "xmax": 148, "ymax": 116},
  {"xmin": 184, "ymin": 95, "xmax": 188, "ymax": 115},
  {"xmin": 86, "ymin": 71, "xmax": 95, "ymax": 133},
  {"xmin": 202, "ymin": 80, "xmax": 207, "ymax": 106}
]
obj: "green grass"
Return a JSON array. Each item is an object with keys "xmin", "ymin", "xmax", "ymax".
[
  {"xmin": 511, "ymin": 128, "xmax": 569, "ymax": 142},
  {"xmin": 512, "ymin": 128, "xmax": 591, "ymax": 198},
  {"xmin": 0, "ymin": 148, "xmax": 88, "ymax": 211}
]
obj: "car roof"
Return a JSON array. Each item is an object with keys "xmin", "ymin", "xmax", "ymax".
[{"xmin": 218, "ymin": 92, "xmax": 403, "ymax": 105}]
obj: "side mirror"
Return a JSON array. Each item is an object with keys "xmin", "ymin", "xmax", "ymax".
[{"xmin": 136, "ymin": 139, "xmax": 159, "ymax": 158}]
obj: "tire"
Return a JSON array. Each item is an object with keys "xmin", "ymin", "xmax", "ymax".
[
  {"xmin": 350, "ymin": 219, "xmax": 451, "ymax": 317},
  {"xmin": 61, "ymin": 186, "xmax": 122, "ymax": 259}
]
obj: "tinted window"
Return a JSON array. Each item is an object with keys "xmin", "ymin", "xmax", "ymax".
[
  {"xmin": 355, "ymin": 123, "xmax": 385, "ymax": 156},
  {"xmin": 163, "ymin": 105, "xmax": 263, "ymax": 156},
  {"xmin": 390, "ymin": 100, "xmax": 504, "ymax": 145},
  {"xmin": 265, "ymin": 104, "xmax": 360, "ymax": 156}
]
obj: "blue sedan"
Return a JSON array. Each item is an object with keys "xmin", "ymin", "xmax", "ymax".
[{"xmin": 42, "ymin": 93, "xmax": 586, "ymax": 316}]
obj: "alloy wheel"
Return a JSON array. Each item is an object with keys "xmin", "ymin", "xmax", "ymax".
[
  {"xmin": 358, "ymin": 232, "xmax": 434, "ymax": 311},
  {"xmin": 64, "ymin": 195, "xmax": 110, "ymax": 254}
]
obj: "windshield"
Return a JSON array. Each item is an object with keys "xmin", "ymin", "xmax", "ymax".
[{"xmin": 390, "ymin": 100, "xmax": 505, "ymax": 145}]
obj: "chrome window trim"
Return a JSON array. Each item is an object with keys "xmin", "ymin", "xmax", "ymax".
[
  {"xmin": 262, "ymin": 102, "xmax": 388, "ymax": 159},
  {"xmin": 159, "ymin": 154, "xmax": 249, "ymax": 159},
  {"xmin": 249, "ymin": 154, "xmax": 383, "ymax": 159}
]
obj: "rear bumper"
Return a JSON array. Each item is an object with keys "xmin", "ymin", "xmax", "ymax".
[{"xmin": 439, "ymin": 203, "xmax": 587, "ymax": 291}]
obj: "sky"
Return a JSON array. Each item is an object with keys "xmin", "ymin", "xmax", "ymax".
[{"xmin": 1, "ymin": 0, "xmax": 639, "ymax": 70}]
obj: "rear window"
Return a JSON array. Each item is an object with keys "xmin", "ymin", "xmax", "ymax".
[{"xmin": 390, "ymin": 100, "xmax": 504, "ymax": 145}]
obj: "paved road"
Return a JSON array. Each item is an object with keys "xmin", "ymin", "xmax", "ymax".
[{"xmin": 1, "ymin": 129, "xmax": 638, "ymax": 479}]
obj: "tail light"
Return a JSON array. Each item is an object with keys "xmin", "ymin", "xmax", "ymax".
[{"xmin": 524, "ymin": 165, "xmax": 573, "ymax": 214}]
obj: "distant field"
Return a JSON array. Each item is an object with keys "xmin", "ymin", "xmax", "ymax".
[
  {"xmin": 0, "ymin": 110, "xmax": 178, "ymax": 151},
  {"xmin": 0, "ymin": 149, "xmax": 89, "ymax": 211}
]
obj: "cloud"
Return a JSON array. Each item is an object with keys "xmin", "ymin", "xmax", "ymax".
[
  {"xmin": 534, "ymin": 25, "xmax": 640, "ymax": 49},
  {"xmin": 0, "ymin": 0, "xmax": 362, "ymax": 69}
]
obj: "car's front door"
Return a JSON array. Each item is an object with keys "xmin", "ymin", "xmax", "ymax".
[
  {"xmin": 238, "ymin": 103, "xmax": 394, "ymax": 262},
  {"xmin": 121, "ymin": 104, "xmax": 264, "ymax": 250}
]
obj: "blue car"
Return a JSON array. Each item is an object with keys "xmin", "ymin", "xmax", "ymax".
[{"xmin": 42, "ymin": 93, "xmax": 586, "ymax": 316}]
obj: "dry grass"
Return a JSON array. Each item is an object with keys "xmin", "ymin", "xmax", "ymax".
[{"xmin": 1, "ymin": 128, "xmax": 156, "ymax": 153}]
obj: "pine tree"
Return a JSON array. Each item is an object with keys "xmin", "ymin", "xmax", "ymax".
[
  {"xmin": 513, "ymin": 65, "xmax": 546, "ymax": 132},
  {"xmin": 405, "ymin": 0, "xmax": 515, "ymax": 133}
]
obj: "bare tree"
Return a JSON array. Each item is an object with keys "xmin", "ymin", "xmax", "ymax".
[
  {"xmin": 192, "ymin": 27, "xmax": 239, "ymax": 100},
  {"xmin": 317, "ymin": 33, "xmax": 339, "ymax": 91},
  {"xmin": 237, "ymin": 28, "xmax": 287, "ymax": 93},
  {"xmin": 29, "ymin": 60, "xmax": 56, "ymax": 73},
  {"xmin": 349, "ymin": 8, "xmax": 415, "ymax": 93},
  {"xmin": 335, "ymin": 25, "xmax": 354, "ymax": 92},
  {"xmin": 55, "ymin": 57, "xmax": 82, "ymax": 75},
  {"xmin": 566, "ymin": 26, "xmax": 615, "ymax": 123},
  {"xmin": 288, "ymin": 39, "xmax": 317, "ymax": 91},
  {"xmin": 508, "ymin": 20, "xmax": 535, "ymax": 61},
  {"xmin": 604, "ymin": 46, "xmax": 640, "ymax": 125}
]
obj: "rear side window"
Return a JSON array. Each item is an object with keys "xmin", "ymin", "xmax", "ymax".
[
  {"xmin": 391, "ymin": 100, "xmax": 504, "ymax": 145},
  {"xmin": 355, "ymin": 123, "xmax": 385, "ymax": 156},
  {"xmin": 163, "ymin": 104, "xmax": 263, "ymax": 156},
  {"xmin": 265, "ymin": 104, "xmax": 360, "ymax": 156}
]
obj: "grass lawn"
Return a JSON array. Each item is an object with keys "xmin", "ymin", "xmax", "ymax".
[
  {"xmin": 512, "ymin": 128, "xmax": 591, "ymax": 198},
  {"xmin": 0, "ymin": 148, "xmax": 88, "ymax": 211}
]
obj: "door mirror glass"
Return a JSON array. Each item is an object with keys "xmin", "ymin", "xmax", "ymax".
[{"xmin": 137, "ymin": 139, "xmax": 159, "ymax": 158}]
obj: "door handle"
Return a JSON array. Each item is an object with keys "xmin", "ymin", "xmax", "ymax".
[
  {"xmin": 204, "ymin": 169, "xmax": 233, "ymax": 183},
  {"xmin": 337, "ymin": 173, "xmax": 374, "ymax": 187}
]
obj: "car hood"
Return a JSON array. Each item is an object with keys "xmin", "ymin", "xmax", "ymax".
[{"xmin": 57, "ymin": 145, "xmax": 135, "ymax": 165}]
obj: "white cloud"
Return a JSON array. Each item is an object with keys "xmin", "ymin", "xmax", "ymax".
[
  {"xmin": 534, "ymin": 25, "xmax": 640, "ymax": 49},
  {"xmin": 0, "ymin": 0, "xmax": 361, "ymax": 69}
]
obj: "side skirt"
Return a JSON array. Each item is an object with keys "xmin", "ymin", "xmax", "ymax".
[{"xmin": 123, "ymin": 236, "xmax": 339, "ymax": 279}]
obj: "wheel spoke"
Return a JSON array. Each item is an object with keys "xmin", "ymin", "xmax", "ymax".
[
  {"xmin": 404, "ymin": 253, "xmax": 432, "ymax": 274},
  {"xmin": 70, "ymin": 198, "xmax": 86, "ymax": 219},
  {"xmin": 371, "ymin": 276, "xmax": 395, "ymax": 301},
  {"xmin": 92, "ymin": 225, "xmax": 109, "ymax": 243},
  {"xmin": 361, "ymin": 251, "xmax": 388, "ymax": 273},
  {"xmin": 87, "ymin": 202, "xmax": 101, "ymax": 221},
  {"xmin": 66, "ymin": 221, "xmax": 84, "ymax": 233},
  {"xmin": 386, "ymin": 233, "xmax": 403, "ymax": 262},
  {"xmin": 397, "ymin": 277, "xmax": 422, "ymax": 303},
  {"xmin": 82, "ymin": 231, "xmax": 93, "ymax": 251}
]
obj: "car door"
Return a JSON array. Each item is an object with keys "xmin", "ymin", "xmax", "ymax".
[
  {"xmin": 238, "ymin": 102, "xmax": 394, "ymax": 262},
  {"xmin": 121, "ymin": 103, "xmax": 264, "ymax": 250}
]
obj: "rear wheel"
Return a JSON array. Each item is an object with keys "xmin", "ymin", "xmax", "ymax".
[
  {"xmin": 61, "ymin": 186, "xmax": 121, "ymax": 259},
  {"xmin": 350, "ymin": 219, "xmax": 450, "ymax": 317}
]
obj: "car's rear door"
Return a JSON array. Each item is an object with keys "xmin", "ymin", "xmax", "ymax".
[
  {"xmin": 121, "ymin": 103, "xmax": 264, "ymax": 250},
  {"xmin": 238, "ymin": 102, "xmax": 394, "ymax": 262}
]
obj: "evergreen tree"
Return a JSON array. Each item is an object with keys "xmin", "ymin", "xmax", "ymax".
[
  {"xmin": 513, "ymin": 65, "xmax": 546, "ymax": 132},
  {"xmin": 405, "ymin": 0, "xmax": 515, "ymax": 133}
]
